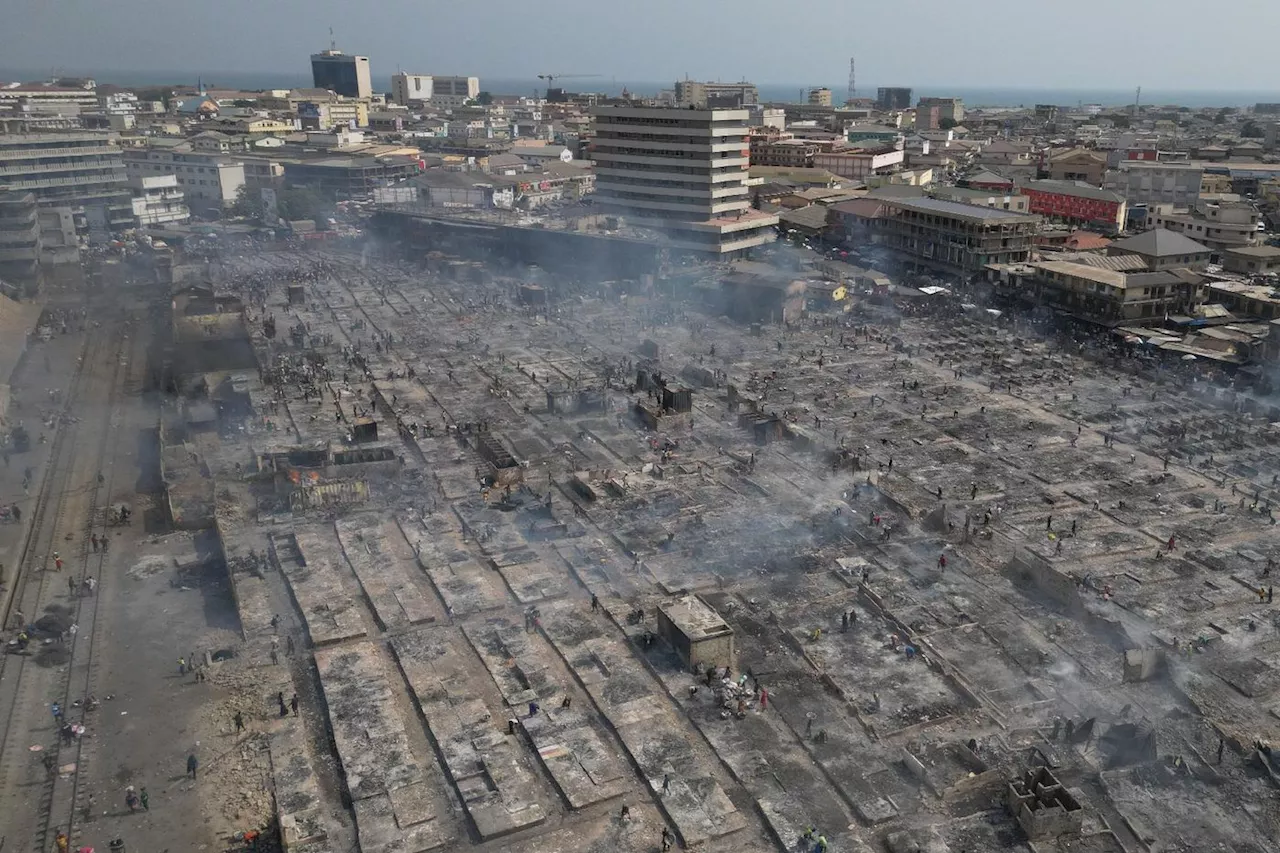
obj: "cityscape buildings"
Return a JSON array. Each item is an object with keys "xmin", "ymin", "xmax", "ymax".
[{"xmin": 0, "ymin": 33, "xmax": 1279, "ymax": 853}]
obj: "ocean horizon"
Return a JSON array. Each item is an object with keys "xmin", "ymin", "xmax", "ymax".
[{"xmin": 2, "ymin": 67, "xmax": 1275, "ymax": 109}]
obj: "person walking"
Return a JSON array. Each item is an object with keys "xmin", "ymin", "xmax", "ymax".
[
  {"xmin": 234, "ymin": 710, "xmax": 245, "ymax": 733},
  {"xmin": 140, "ymin": 786, "xmax": 150, "ymax": 810},
  {"xmin": 91, "ymin": 533, "xmax": 99, "ymax": 553},
  {"xmin": 286, "ymin": 634, "xmax": 295, "ymax": 656},
  {"xmin": 186, "ymin": 753, "xmax": 199, "ymax": 780},
  {"xmin": 661, "ymin": 773, "xmax": 671, "ymax": 794},
  {"xmin": 290, "ymin": 694, "xmax": 299, "ymax": 717}
]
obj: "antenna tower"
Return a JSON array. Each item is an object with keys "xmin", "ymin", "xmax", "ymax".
[
  {"xmin": 329, "ymin": 27, "xmax": 337, "ymax": 51},
  {"xmin": 847, "ymin": 56, "xmax": 856, "ymax": 103}
]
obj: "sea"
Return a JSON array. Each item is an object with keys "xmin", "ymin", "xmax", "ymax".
[{"xmin": 2, "ymin": 67, "xmax": 1274, "ymax": 109}]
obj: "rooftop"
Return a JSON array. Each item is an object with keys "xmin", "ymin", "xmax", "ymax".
[
  {"xmin": 889, "ymin": 196, "xmax": 1040, "ymax": 223},
  {"xmin": 659, "ymin": 595, "xmax": 733, "ymax": 639},
  {"xmin": 1109, "ymin": 228, "xmax": 1212, "ymax": 257},
  {"xmin": 1021, "ymin": 180, "xmax": 1126, "ymax": 204},
  {"xmin": 1223, "ymin": 245, "xmax": 1280, "ymax": 258}
]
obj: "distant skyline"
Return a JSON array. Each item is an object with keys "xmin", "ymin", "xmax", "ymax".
[{"xmin": 2, "ymin": 0, "xmax": 1278, "ymax": 93}]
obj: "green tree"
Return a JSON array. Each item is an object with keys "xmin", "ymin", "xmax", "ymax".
[
  {"xmin": 939, "ymin": 117, "xmax": 958, "ymax": 130},
  {"xmin": 476, "ymin": 91, "xmax": 494, "ymax": 105},
  {"xmin": 229, "ymin": 184, "xmax": 264, "ymax": 220},
  {"xmin": 1241, "ymin": 121, "xmax": 1264, "ymax": 138},
  {"xmin": 278, "ymin": 187, "xmax": 330, "ymax": 224}
]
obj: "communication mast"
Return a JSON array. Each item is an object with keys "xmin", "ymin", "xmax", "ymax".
[{"xmin": 847, "ymin": 56, "xmax": 856, "ymax": 103}]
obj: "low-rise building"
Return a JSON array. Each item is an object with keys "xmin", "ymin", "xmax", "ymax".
[
  {"xmin": 1222, "ymin": 245, "xmax": 1280, "ymax": 275},
  {"xmin": 812, "ymin": 147, "xmax": 904, "ymax": 180},
  {"xmin": 1205, "ymin": 280, "xmax": 1280, "ymax": 321},
  {"xmin": 1046, "ymin": 148, "xmax": 1108, "ymax": 184},
  {"xmin": 1006, "ymin": 259, "xmax": 1204, "ymax": 323},
  {"xmin": 1106, "ymin": 228, "xmax": 1212, "ymax": 271},
  {"xmin": 129, "ymin": 174, "xmax": 190, "ymax": 227},
  {"xmin": 1019, "ymin": 179, "xmax": 1127, "ymax": 232},
  {"xmin": 833, "ymin": 196, "xmax": 1038, "ymax": 275}
]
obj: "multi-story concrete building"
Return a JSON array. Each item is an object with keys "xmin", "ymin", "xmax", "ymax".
[
  {"xmin": 1103, "ymin": 161, "xmax": 1204, "ymax": 206},
  {"xmin": 929, "ymin": 186, "xmax": 1030, "ymax": 213},
  {"xmin": 310, "ymin": 48, "xmax": 373, "ymax": 99},
  {"xmin": 129, "ymin": 174, "xmax": 190, "ymax": 227},
  {"xmin": 0, "ymin": 83, "xmax": 99, "ymax": 113},
  {"xmin": 123, "ymin": 147, "xmax": 245, "ymax": 216},
  {"xmin": 834, "ymin": 196, "xmax": 1038, "ymax": 275},
  {"xmin": 0, "ymin": 132, "xmax": 133, "ymax": 232},
  {"xmin": 298, "ymin": 98, "xmax": 370, "ymax": 130},
  {"xmin": 877, "ymin": 87, "xmax": 913, "ymax": 111},
  {"xmin": 673, "ymin": 80, "xmax": 759, "ymax": 109},
  {"xmin": 390, "ymin": 74, "xmax": 480, "ymax": 108},
  {"xmin": 1144, "ymin": 200, "xmax": 1260, "ymax": 253},
  {"xmin": 1021, "ymin": 260, "xmax": 1204, "ymax": 324},
  {"xmin": 0, "ymin": 191, "xmax": 42, "ymax": 288},
  {"xmin": 588, "ymin": 105, "xmax": 777, "ymax": 255},
  {"xmin": 812, "ymin": 147, "xmax": 904, "ymax": 180},
  {"xmin": 1018, "ymin": 180, "xmax": 1127, "ymax": 232},
  {"xmin": 917, "ymin": 97, "xmax": 964, "ymax": 128},
  {"xmin": 808, "ymin": 88, "xmax": 833, "ymax": 107},
  {"xmin": 749, "ymin": 129, "xmax": 819, "ymax": 168},
  {"xmin": 1046, "ymin": 148, "xmax": 1108, "ymax": 185}
]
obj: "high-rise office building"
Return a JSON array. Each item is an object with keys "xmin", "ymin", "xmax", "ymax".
[
  {"xmin": 311, "ymin": 48, "xmax": 373, "ymax": 99},
  {"xmin": 588, "ymin": 106, "xmax": 777, "ymax": 255},
  {"xmin": 876, "ymin": 87, "xmax": 913, "ymax": 111}
]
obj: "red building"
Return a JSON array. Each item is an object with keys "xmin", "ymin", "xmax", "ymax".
[{"xmin": 1019, "ymin": 180, "xmax": 1127, "ymax": 233}]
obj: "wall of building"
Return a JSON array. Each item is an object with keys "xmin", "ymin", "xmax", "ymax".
[{"xmin": 1104, "ymin": 164, "xmax": 1204, "ymax": 205}]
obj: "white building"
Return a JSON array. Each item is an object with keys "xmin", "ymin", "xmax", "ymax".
[
  {"xmin": 589, "ymin": 105, "xmax": 777, "ymax": 255},
  {"xmin": 1104, "ymin": 161, "xmax": 1205, "ymax": 206},
  {"xmin": 390, "ymin": 74, "xmax": 480, "ymax": 108},
  {"xmin": 123, "ymin": 147, "xmax": 245, "ymax": 216},
  {"xmin": 129, "ymin": 174, "xmax": 190, "ymax": 226}
]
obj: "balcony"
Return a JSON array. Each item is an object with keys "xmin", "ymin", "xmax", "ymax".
[{"xmin": 0, "ymin": 143, "xmax": 119, "ymax": 161}]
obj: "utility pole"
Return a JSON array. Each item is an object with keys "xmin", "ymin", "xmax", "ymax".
[{"xmin": 847, "ymin": 56, "xmax": 856, "ymax": 103}]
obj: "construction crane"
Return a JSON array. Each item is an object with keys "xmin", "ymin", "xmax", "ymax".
[
  {"xmin": 537, "ymin": 73, "xmax": 602, "ymax": 86},
  {"xmin": 537, "ymin": 73, "xmax": 603, "ymax": 99}
]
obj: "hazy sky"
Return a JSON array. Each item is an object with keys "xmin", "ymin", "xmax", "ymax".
[{"xmin": 1, "ymin": 0, "xmax": 1277, "ymax": 91}]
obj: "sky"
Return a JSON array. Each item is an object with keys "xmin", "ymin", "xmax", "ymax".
[{"xmin": 1, "ymin": 0, "xmax": 1277, "ymax": 92}]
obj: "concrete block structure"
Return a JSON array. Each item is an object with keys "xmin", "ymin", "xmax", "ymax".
[
  {"xmin": 657, "ymin": 595, "xmax": 735, "ymax": 672},
  {"xmin": 1006, "ymin": 767, "xmax": 1083, "ymax": 840},
  {"xmin": 589, "ymin": 105, "xmax": 777, "ymax": 255}
]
